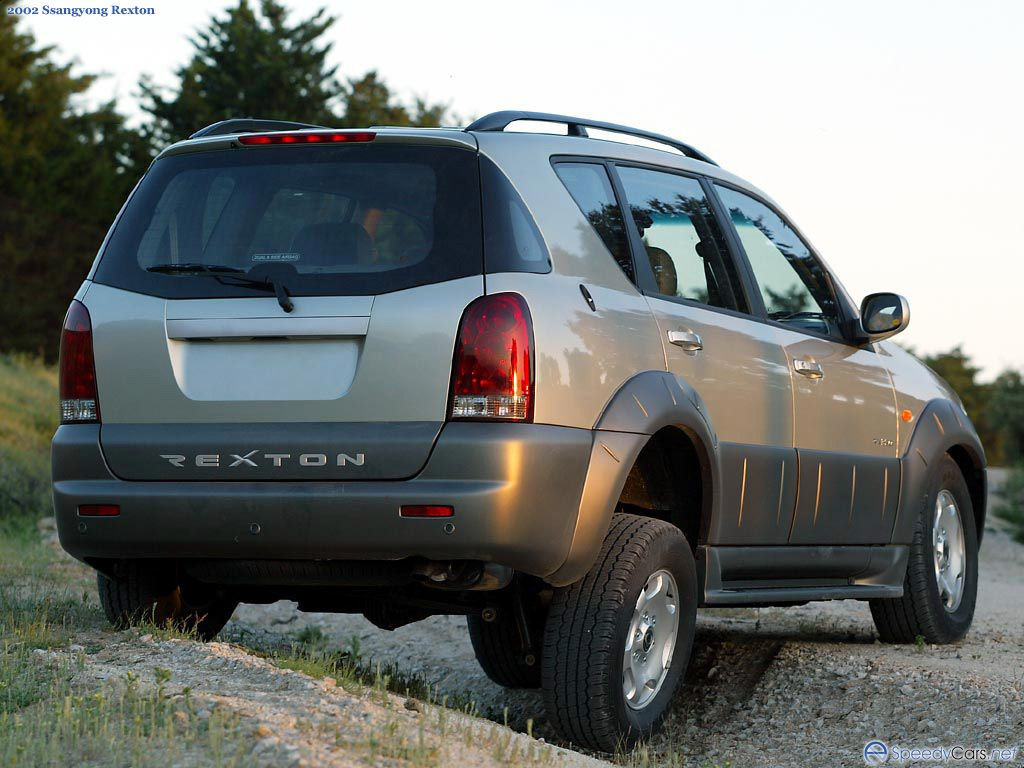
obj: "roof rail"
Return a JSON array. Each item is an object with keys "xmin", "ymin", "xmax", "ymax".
[
  {"xmin": 190, "ymin": 118, "xmax": 330, "ymax": 139},
  {"xmin": 465, "ymin": 110, "xmax": 717, "ymax": 166}
]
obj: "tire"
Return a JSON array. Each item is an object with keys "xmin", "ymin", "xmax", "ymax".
[
  {"xmin": 467, "ymin": 594, "xmax": 545, "ymax": 689},
  {"xmin": 98, "ymin": 561, "xmax": 237, "ymax": 641},
  {"xmin": 870, "ymin": 454, "xmax": 978, "ymax": 644},
  {"xmin": 541, "ymin": 513, "xmax": 697, "ymax": 752}
]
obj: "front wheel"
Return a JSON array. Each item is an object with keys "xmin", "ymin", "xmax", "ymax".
[
  {"xmin": 541, "ymin": 513, "xmax": 697, "ymax": 752},
  {"xmin": 870, "ymin": 455, "xmax": 978, "ymax": 644},
  {"xmin": 98, "ymin": 561, "xmax": 237, "ymax": 641}
]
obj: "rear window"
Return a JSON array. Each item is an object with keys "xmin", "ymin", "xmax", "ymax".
[{"xmin": 94, "ymin": 143, "xmax": 484, "ymax": 298}]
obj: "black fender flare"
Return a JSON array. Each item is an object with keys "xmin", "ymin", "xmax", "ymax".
[
  {"xmin": 890, "ymin": 398, "xmax": 987, "ymax": 544},
  {"xmin": 546, "ymin": 371, "xmax": 721, "ymax": 586}
]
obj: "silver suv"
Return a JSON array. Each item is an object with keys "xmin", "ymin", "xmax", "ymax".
[{"xmin": 53, "ymin": 111, "xmax": 986, "ymax": 750}]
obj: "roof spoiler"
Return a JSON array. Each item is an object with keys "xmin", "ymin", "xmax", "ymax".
[
  {"xmin": 190, "ymin": 118, "xmax": 330, "ymax": 139},
  {"xmin": 465, "ymin": 110, "xmax": 717, "ymax": 166}
]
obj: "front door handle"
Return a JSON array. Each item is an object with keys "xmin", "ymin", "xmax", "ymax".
[
  {"xmin": 793, "ymin": 359, "xmax": 824, "ymax": 379},
  {"xmin": 667, "ymin": 330, "xmax": 703, "ymax": 352}
]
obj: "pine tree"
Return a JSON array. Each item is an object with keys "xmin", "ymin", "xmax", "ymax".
[
  {"xmin": 0, "ymin": 0, "xmax": 148, "ymax": 357},
  {"xmin": 140, "ymin": 1, "xmax": 448, "ymax": 143}
]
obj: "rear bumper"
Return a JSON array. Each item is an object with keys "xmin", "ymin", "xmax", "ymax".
[{"xmin": 53, "ymin": 422, "xmax": 645, "ymax": 582}]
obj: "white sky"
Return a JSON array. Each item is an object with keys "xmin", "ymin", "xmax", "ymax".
[{"xmin": 24, "ymin": 0, "xmax": 1024, "ymax": 379}]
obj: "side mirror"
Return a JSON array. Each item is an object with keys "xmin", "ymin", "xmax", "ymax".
[{"xmin": 859, "ymin": 292, "xmax": 910, "ymax": 341}]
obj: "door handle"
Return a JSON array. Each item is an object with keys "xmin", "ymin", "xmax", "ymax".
[
  {"xmin": 667, "ymin": 330, "xmax": 703, "ymax": 352},
  {"xmin": 793, "ymin": 359, "xmax": 824, "ymax": 379}
]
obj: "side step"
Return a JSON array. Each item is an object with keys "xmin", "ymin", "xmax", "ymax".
[{"xmin": 699, "ymin": 544, "xmax": 907, "ymax": 606}]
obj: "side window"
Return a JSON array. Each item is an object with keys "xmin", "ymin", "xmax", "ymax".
[
  {"xmin": 481, "ymin": 157, "xmax": 550, "ymax": 273},
  {"xmin": 554, "ymin": 162, "xmax": 634, "ymax": 282},
  {"xmin": 714, "ymin": 185, "xmax": 842, "ymax": 337},
  {"xmin": 617, "ymin": 167, "xmax": 746, "ymax": 311}
]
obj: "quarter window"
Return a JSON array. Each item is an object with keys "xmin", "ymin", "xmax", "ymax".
[
  {"xmin": 715, "ymin": 185, "xmax": 842, "ymax": 337},
  {"xmin": 555, "ymin": 163, "xmax": 634, "ymax": 282},
  {"xmin": 617, "ymin": 167, "xmax": 746, "ymax": 311}
]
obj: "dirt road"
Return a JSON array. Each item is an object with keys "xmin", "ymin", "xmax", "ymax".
[{"xmin": 232, "ymin": 470, "xmax": 1024, "ymax": 767}]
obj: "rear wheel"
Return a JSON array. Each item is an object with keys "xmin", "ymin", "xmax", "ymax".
[
  {"xmin": 98, "ymin": 562, "xmax": 237, "ymax": 641},
  {"xmin": 541, "ymin": 513, "xmax": 697, "ymax": 752},
  {"xmin": 870, "ymin": 454, "xmax": 978, "ymax": 644}
]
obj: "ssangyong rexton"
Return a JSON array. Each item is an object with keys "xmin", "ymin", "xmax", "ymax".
[{"xmin": 53, "ymin": 111, "xmax": 986, "ymax": 750}]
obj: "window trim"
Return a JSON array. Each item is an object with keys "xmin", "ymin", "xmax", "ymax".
[{"xmin": 707, "ymin": 178, "xmax": 865, "ymax": 348}]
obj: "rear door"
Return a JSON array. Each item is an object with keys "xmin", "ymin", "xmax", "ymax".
[
  {"xmin": 611, "ymin": 164, "xmax": 797, "ymax": 545},
  {"xmin": 712, "ymin": 184, "xmax": 900, "ymax": 544},
  {"xmin": 86, "ymin": 136, "xmax": 485, "ymax": 481}
]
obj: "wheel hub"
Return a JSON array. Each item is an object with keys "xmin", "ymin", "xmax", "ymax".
[
  {"xmin": 623, "ymin": 569, "xmax": 680, "ymax": 710},
  {"xmin": 933, "ymin": 490, "xmax": 966, "ymax": 613}
]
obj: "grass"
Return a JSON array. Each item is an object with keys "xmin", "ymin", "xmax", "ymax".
[
  {"xmin": 0, "ymin": 354, "xmax": 253, "ymax": 765},
  {"xmin": 0, "ymin": 354, "xmax": 57, "ymax": 522},
  {"xmin": 0, "ymin": 519, "xmax": 251, "ymax": 767},
  {"xmin": 994, "ymin": 465, "xmax": 1024, "ymax": 544}
]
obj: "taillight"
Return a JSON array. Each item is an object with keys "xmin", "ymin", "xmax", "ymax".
[
  {"xmin": 237, "ymin": 131, "xmax": 376, "ymax": 145},
  {"xmin": 59, "ymin": 300, "xmax": 100, "ymax": 424},
  {"xmin": 449, "ymin": 293, "xmax": 533, "ymax": 421}
]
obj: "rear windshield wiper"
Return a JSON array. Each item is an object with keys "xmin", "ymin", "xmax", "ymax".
[
  {"xmin": 146, "ymin": 263, "xmax": 294, "ymax": 313},
  {"xmin": 146, "ymin": 263, "xmax": 246, "ymax": 275}
]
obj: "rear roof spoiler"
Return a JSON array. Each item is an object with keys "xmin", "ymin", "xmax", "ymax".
[
  {"xmin": 190, "ymin": 118, "xmax": 330, "ymax": 139},
  {"xmin": 465, "ymin": 110, "xmax": 717, "ymax": 166}
]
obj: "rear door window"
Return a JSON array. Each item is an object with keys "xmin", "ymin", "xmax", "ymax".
[
  {"xmin": 94, "ymin": 144, "xmax": 483, "ymax": 298},
  {"xmin": 616, "ymin": 166, "xmax": 747, "ymax": 311}
]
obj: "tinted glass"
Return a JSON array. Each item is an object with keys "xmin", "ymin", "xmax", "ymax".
[
  {"xmin": 94, "ymin": 144, "xmax": 482, "ymax": 298},
  {"xmin": 554, "ymin": 163, "xmax": 634, "ymax": 282},
  {"xmin": 715, "ymin": 185, "xmax": 842, "ymax": 337},
  {"xmin": 481, "ymin": 157, "xmax": 550, "ymax": 273},
  {"xmin": 618, "ymin": 167, "xmax": 746, "ymax": 311}
]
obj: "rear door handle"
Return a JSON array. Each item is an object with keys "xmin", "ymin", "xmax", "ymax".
[
  {"xmin": 667, "ymin": 330, "xmax": 703, "ymax": 352},
  {"xmin": 793, "ymin": 359, "xmax": 824, "ymax": 379}
]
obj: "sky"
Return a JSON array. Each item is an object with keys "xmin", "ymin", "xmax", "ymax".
[{"xmin": 23, "ymin": 0, "xmax": 1024, "ymax": 379}]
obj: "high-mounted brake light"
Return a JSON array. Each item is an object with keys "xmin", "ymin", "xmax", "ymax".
[
  {"xmin": 59, "ymin": 300, "xmax": 100, "ymax": 424},
  {"xmin": 449, "ymin": 293, "xmax": 533, "ymax": 421},
  {"xmin": 238, "ymin": 131, "xmax": 376, "ymax": 145}
]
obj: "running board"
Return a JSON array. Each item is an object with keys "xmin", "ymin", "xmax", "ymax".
[{"xmin": 699, "ymin": 544, "xmax": 907, "ymax": 606}]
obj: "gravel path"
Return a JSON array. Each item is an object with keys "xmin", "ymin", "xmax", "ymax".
[{"xmin": 232, "ymin": 471, "xmax": 1024, "ymax": 767}]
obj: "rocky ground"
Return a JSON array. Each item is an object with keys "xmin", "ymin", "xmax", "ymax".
[{"xmin": 30, "ymin": 630, "xmax": 601, "ymax": 768}]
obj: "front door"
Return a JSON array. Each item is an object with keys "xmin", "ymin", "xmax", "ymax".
[
  {"xmin": 713, "ymin": 184, "xmax": 900, "ymax": 544},
  {"xmin": 614, "ymin": 165, "xmax": 797, "ymax": 545}
]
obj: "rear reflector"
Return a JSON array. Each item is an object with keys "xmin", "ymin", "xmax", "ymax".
[
  {"xmin": 400, "ymin": 505, "xmax": 454, "ymax": 518},
  {"xmin": 78, "ymin": 504, "xmax": 120, "ymax": 517},
  {"xmin": 59, "ymin": 299, "xmax": 100, "ymax": 424},
  {"xmin": 238, "ymin": 131, "xmax": 376, "ymax": 145}
]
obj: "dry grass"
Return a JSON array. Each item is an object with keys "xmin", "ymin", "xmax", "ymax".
[{"xmin": 0, "ymin": 354, "xmax": 57, "ymax": 522}]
